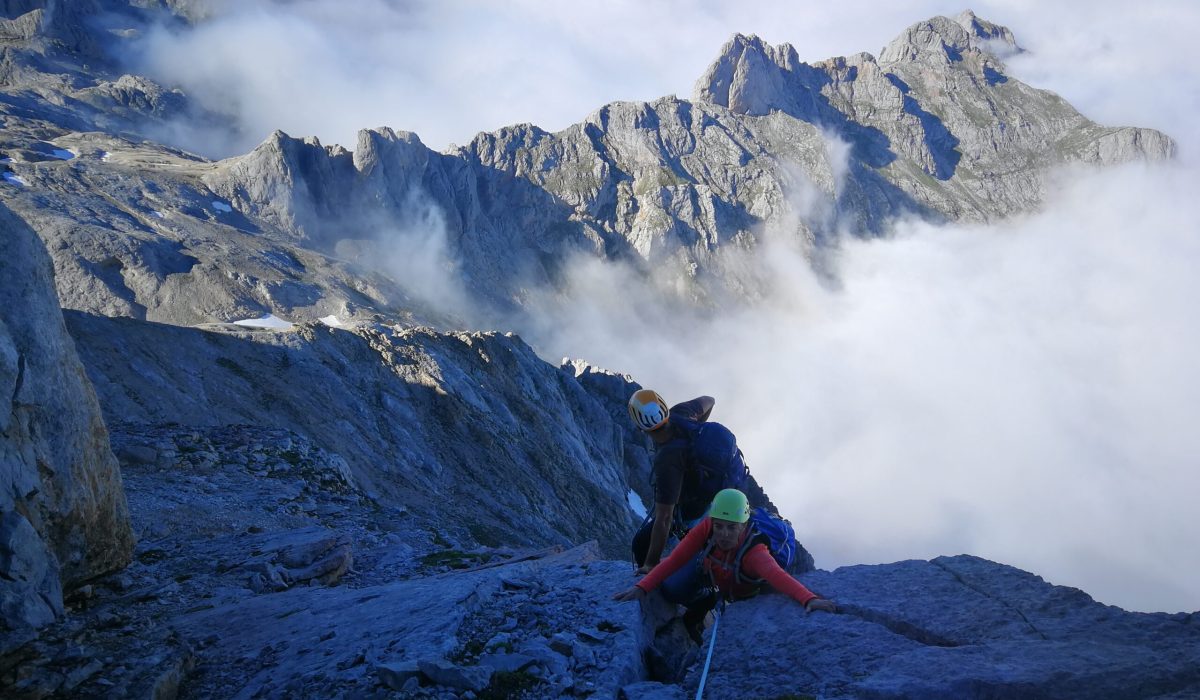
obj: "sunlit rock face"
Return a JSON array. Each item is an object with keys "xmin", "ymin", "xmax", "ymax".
[{"xmin": 1, "ymin": 4, "xmax": 1174, "ymax": 323}]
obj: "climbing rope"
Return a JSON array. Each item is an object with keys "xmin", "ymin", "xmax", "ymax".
[{"xmin": 694, "ymin": 601, "xmax": 725, "ymax": 700}]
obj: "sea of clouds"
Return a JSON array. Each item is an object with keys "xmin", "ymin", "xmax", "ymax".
[{"xmin": 129, "ymin": 0, "xmax": 1200, "ymax": 613}]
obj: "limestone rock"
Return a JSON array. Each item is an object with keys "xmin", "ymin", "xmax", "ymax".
[
  {"xmin": 0, "ymin": 510, "xmax": 64, "ymax": 633},
  {"xmin": 2, "ymin": 8, "xmax": 1177, "ymax": 322},
  {"xmin": 66, "ymin": 313, "xmax": 642, "ymax": 557},
  {"xmin": 477, "ymin": 652, "xmax": 537, "ymax": 674},
  {"xmin": 417, "ymin": 658, "xmax": 493, "ymax": 692},
  {"xmin": 375, "ymin": 660, "xmax": 420, "ymax": 690},
  {"xmin": 682, "ymin": 555, "xmax": 1200, "ymax": 699},
  {"xmin": 0, "ymin": 202, "xmax": 133, "ymax": 652}
]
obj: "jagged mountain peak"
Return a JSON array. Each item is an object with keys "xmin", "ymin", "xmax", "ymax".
[
  {"xmin": 955, "ymin": 9, "xmax": 1022, "ymax": 56},
  {"xmin": 693, "ymin": 32, "xmax": 802, "ymax": 112},
  {"xmin": 879, "ymin": 11, "xmax": 1021, "ymax": 66},
  {"xmin": 695, "ymin": 11, "xmax": 1022, "ymax": 107}
]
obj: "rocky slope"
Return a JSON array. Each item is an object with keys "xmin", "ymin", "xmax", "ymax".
[
  {"xmin": 685, "ymin": 558, "xmax": 1200, "ymax": 699},
  {"xmin": 0, "ymin": 202, "xmax": 133, "ymax": 656},
  {"xmin": 64, "ymin": 310, "xmax": 648, "ymax": 558},
  {"xmin": 5, "ymin": 424, "xmax": 1196, "ymax": 698}
]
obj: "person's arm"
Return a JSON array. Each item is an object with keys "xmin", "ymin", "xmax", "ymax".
[
  {"xmin": 614, "ymin": 519, "xmax": 711, "ymax": 602},
  {"xmin": 741, "ymin": 545, "xmax": 835, "ymax": 612},
  {"xmin": 638, "ymin": 519, "xmax": 710, "ymax": 591},
  {"xmin": 640, "ymin": 502, "xmax": 675, "ymax": 572}
]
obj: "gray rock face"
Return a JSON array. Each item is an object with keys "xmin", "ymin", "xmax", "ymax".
[
  {"xmin": 683, "ymin": 555, "xmax": 1200, "ymax": 699},
  {"xmin": 199, "ymin": 125, "xmax": 612, "ymax": 315},
  {"xmin": 0, "ymin": 510, "xmax": 63, "ymax": 636},
  {"xmin": 0, "ymin": 203, "xmax": 133, "ymax": 651},
  {"xmin": 695, "ymin": 16, "xmax": 1174, "ymax": 222},
  {"xmin": 65, "ymin": 311, "xmax": 646, "ymax": 557},
  {"xmin": 0, "ymin": 419, "xmax": 652, "ymax": 698}
]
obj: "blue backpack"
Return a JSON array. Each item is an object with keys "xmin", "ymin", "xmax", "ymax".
[
  {"xmin": 670, "ymin": 417, "xmax": 748, "ymax": 497},
  {"xmin": 732, "ymin": 508, "xmax": 801, "ymax": 583}
]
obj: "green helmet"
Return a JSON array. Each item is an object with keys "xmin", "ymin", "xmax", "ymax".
[{"xmin": 710, "ymin": 488, "xmax": 750, "ymax": 523}]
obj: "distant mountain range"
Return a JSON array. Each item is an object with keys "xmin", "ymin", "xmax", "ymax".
[{"xmin": 1, "ymin": 4, "xmax": 1172, "ymax": 325}]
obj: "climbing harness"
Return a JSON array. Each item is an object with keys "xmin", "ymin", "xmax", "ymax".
[{"xmin": 694, "ymin": 600, "xmax": 726, "ymax": 700}]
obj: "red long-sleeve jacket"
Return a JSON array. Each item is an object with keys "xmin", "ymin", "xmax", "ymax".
[{"xmin": 635, "ymin": 517, "xmax": 818, "ymax": 606}]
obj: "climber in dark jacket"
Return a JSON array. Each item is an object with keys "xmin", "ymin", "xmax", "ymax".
[{"xmin": 627, "ymin": 390, "xmax": 773, "ymax": 574}]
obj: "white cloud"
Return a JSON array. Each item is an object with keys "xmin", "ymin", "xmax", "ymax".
[
  {"xmin": 126, "ymin": 0, "xmax": 1200, "ymax": 612},
  {"xmin": 360, "ymin": 188, "xmax": 474, "ymax": 322},
  {"xmin": 525, "ymin": 158, "xmax": 1200, "ymax": 614}
]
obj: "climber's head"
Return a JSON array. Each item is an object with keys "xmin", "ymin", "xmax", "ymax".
[
  {"xmin": 710, "ymin": 489, "xmax": 750, "ymax": 549},
  {"xmin": 628, "ymin": 389, "xmax": 669, "ymax": 433}
]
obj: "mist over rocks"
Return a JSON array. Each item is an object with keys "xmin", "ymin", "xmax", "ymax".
[
  {"xmin": 0, "ymin": 202, "xmax": 133, "ymax": 654},
  {"xmin": 1, "ymin": 4, "xmax": 1176, "ymax": 321},
  {"xmin": 694, "ymin": 13, "xmax": 1173, "ymax": 221},
  {"xmin": 169, "ymin": 11, "xmax": 1175, "ymax": 311},
  {"xmin": 0, "ymin": 129, "xmax": 449, "ymax": 328}
]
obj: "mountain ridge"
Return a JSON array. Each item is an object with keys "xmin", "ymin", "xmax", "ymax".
[{"xmin": 1, "ymin": 4, "xmax": 1177, "ymax": 323}]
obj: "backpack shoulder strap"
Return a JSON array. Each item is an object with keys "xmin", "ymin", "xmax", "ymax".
[{"xmin": 732, "ymin": 526, "xmax": 770, "ymax": 586}]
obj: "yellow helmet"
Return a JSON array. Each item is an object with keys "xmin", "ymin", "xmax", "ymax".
[{"xmin": 628, "ymin": 389, "xmax": 669, "ymax": 432}]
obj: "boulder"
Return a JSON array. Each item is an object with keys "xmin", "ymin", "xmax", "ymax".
[
  {"xmin": 0, "ymin": 202, "xmax": 133, "ymax": 652},
  {"xmin": 417, "ymin": 658, "xmax": 493, "ymax": 692}
]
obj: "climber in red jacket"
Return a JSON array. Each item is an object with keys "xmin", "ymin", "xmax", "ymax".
[{"xmin": 613, "ymin": 489, "xmax": 835, "ymax": 641}]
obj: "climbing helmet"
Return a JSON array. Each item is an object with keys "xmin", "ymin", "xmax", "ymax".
[
  {"xmin": 628, "ymin": 389, "xmax": 669, "ymax": 432},
  {"xmin": 710, "ymin": 488, "xmax": 750, "ymax": 523}
]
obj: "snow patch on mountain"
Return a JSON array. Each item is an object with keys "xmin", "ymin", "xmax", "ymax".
[{"xmin": 232, "ymin": 314, "xmax": 294, "ymax": 330}]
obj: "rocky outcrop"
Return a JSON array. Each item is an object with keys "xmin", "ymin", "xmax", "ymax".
[
  {"xmin": 0, "ymin": 129, "xmax": 443, "ymax": 327},
  {"xmin": 682, "ymin": 556, "xmax": 1200, "ymax": 699},
  {"xmin": 65, "ymin": 311, "xmax": 647, "ymax": 557},
  {"xmin": 563, "ymin": 359, "xmax": 654, "ymax": 507},
  {"xmin": 2, "ymin": 423, "xmax": 655, "ymax": 698},
  {"xmin": 0, "ymin": 203, "xmax": 133, "ymax": 653},
  {"xmin": 200, "ymin": 126, "xmax": 612, "ymax": 315},
  {"xmin": 694, "ymin": 14, "xmax": 1174, "ymax": 220}
]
